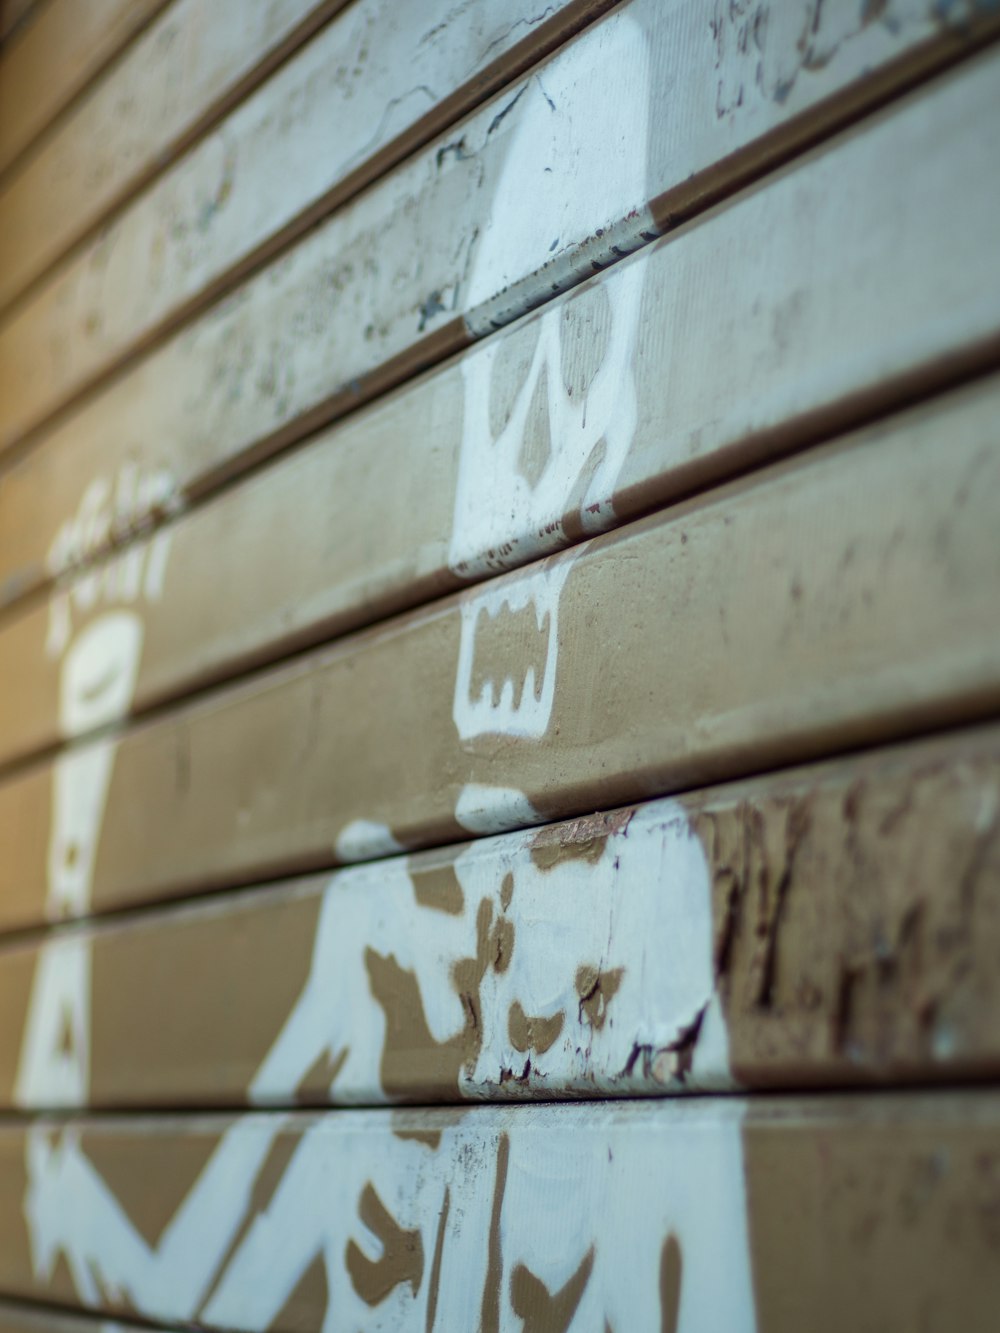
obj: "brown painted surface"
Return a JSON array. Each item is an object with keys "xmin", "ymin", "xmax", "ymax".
[
  {"xmin": 0, "ymin": 1301, "xmax": 165, "ymax": 1333},
  {"xmin": 0, "ymin": 0, "xmax": 171, "ymax": 175},
  {"xmin": 0, "ymin": 1096, "xmax": 997, "ymax": 1328},
  {"xmin": 89, "ymin": 890, "xmax": 323, "ymax": 1106},
  {"xmin": 743, "ymin": 1105, "xmax": 1000, "ymax": 1331},
  {"xmin": 0, "ymin": 384, "xmax": 997, "ymax": 933},
  {"xmin": 1, "ymin": 0, "xmax": 997, "ymax": 620},
  {"xmin": 0, "ymin": 0, "xmax": 354, "ymax": 311},
  {"xmin": 1, "ymin": 726, "xmax": 999, "ymax": 1109}
]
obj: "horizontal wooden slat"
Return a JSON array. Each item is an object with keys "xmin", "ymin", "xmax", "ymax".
[
  {"xmin": 0, "ymin": 1095, "xmax": 998, "ymax": 1328},
  {"xmin": 3, "ymin": 12, "xmax": 999, "ymax": 624},
  {"xmin": 0, "ymin": 0, "xmax": 38, "ymax": 46},
  {"xmin": 0, "ymin": 382, "xmax": 998, "ymax": 935},
  {"xmin": 2, "ymin": 726, "xmax": 999, "ymax": 1111},
  {"xmin": 0, "ymin": 0, "xmax": 353, "ymax": 311},
  {"xmin": 1, "ymin": 48, "xmax": 999, "ymax": 765},
  {"xmin": 0, "ymin": 0, "xmax": 626, "ymax": 443},
  {"xmin": 0, "ymin": 0, "xmax": 170, "ymax": 177},
  {"xmin": 0, "ymin": 2, "xmax": 996, "ymax": 479},
  {"xmin": 0, "ymin": 1301, "xmax": 158, "ymax": 1333}
]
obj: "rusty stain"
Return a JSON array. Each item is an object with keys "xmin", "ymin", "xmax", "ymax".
[{"xmin": 529, "ymin": 806, "xmax": 634, "ymax": 870}]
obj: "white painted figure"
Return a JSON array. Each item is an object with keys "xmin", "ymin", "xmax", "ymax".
[{"xmin": 16, "ymin": 470, "xmax": 173, "ymax": 1108}]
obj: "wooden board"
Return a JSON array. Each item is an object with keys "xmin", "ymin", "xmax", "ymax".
[
  {"xmin": 0, "ymin": 1094, "xmax": 998, "ymax": 1328},
  {"xmin": 0, "ymin": 0, "xmax": 170, "ymax": 177},
  {"xmin": 0, "ymin": 0, "xmax": 352, "ymax": 312},
  {"xmin": 0, "ymin": 0, "xmax": 995, "ymax": 462},
  {"xmin": 2, "ymin": 18, "xmax": 998, "ymax": 624},
  {"xmin": 0, "ymin": 0, "xmax": 39, "ymax": 46},
  {"xmin": 0, "ymin": 101, "xmax": 998, "ymax": 770},
  {"xmin": 1, "ymin": 726, "xmax": 999, "ymax": 1111},
  {"xmin": 0, "ymin": 387, "xmax": 998, "ymax": 935},
  {"xmin": 0, "ymin": 0, "xmax": 624, "ymax": 439},
  {"xmin": 0, "ymin": 1302, "xmax": 156, "ymax": 1333},
  {"xmin": 0, "ymin": 0, "xmax": 610, "ymax": 316}
]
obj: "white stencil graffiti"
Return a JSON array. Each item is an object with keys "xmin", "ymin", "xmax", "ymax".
[
  {"xmin": 45, "ymin": 465, "xmax": 179, "ymax": 597},
  {"xmin": 47, "ymin": 613, "xmax": 144, "ymax": 924},
  {"xmin": 23, "ymin": 800, "xmax": 751, "ymax": 1327},
  {"xmin": 253, "ymin": 800, "xmax": 732, "ymax": 1106},
  {"xmin": 14, "ymin": 937, "xmax": 91, "ymax": 1110},
  {"xmin": 450, "ymin": 11, "xmax": 652, "ymax": 581},
  {"xmin": 16, "ymin": 471, "xmax": 174, "ymax": 1109},
  {"xmin": 452, "ymin": 554, "xmax": 574, "ymax": 741},
  {"xmin": 25, "ymin": 1120, "xmax": 287, "ymax": 1318},
  {"xmin": 29, "ymin": 1104, "xmax": 755, "ymax": 1332}
]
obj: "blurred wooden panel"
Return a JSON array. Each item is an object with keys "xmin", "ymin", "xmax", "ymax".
[
  {"xmin": 1, "ymin": 726, "xmax": 998, "ymax": 1111},
  {"xmin": 0, "ymin": 0, "xmax": 38, "ymax": 45},
  {"xmin": 0, "ymin": 0, "xmax": 170, "ymax": 176},
  {"xmin": 0, "ymin": 0, "xmax": 996, "ymax": 465},
  {"xmin": 0, "ymin": 0, "xmax": 353, "ymax": 310},
  {"xmin": 0, "ymin": 0, "xmax": 623, "ymax": 443},
  {"xmin": 0, "ymin": 1301, "xmax": 159, "ymax": 1333},
  {"xmin": 0, "ymin": 389, "xmax": 998, "ymax": 933},
  {"xmin": 2, "ymin": 14, "xmax": 998, "ymax": 623},
  {"xmin": 0, "ymin": 1094, "xmax": 998, "ymax": 1328},
  {"xmin": 1, "ymin": 120, "xmax": 998, "ymax": 770},
  {"xmin": 0, "ymin": 0, "xmax": 612, "ymax": 314}
]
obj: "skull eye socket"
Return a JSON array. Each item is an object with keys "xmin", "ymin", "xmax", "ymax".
[
  {"xmin": 488, "ymin": 316, "xmax": 542, "ymax": 441},
  {"xmin": 517, "ymin": 364, "xmax": 551, "ymax": 489},
  {"xmin": 561, "ymin": 283, "xmax": 612, "ymax": 402}
]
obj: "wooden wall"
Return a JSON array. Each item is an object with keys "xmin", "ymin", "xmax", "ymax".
[{"xmin": 0, "ymin": 0, "xmax": 999, "ymax": 1327}]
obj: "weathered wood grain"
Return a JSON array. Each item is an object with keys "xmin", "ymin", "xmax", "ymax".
[
  {"xmin": 0, "ymin": 0, "xmax": 353, "ymax": 311},
  {"xmin": 0, "ymin": 1302, "xmax": 157, "ymax": 1333},
  {"xmin": 0, "ymin": 0, "xmax": 624, "ymax": 440},
  {"xmin": 0, "ymin": 1094, "xmax": 998, "ymax": 1329},
  {"xmin": 0, "ymin": 0, "xmax": 613, "ymax": 318},
  {"xmin": 0, "ymin": 0, "xmax": 170, "ymax": 178},
  {"xmin": 0, "ymin": 0, "xmax": 39, "ymax": 46},
  {"xmin": 1, "ymin": 726, "xmax": 998, "ymax": 1112},
  {"xmin": 2, "ymin": 17, "xmax": 998, "ymax": 625},
  {"xmin": 0, "ymin": 0, "xmax": 995, "ymax": 466},
  {"xmin": 0, "ymin": 385, "xmax": 997, "ymax": 934},
  {"xmin": 0, "ymin": 98, "xmax": 998, "ymax": 773}
]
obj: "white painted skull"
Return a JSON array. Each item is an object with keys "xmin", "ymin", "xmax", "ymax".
[{"xmin": 450, "ymin": 10, "xmax": 653, "ymax": 583}]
